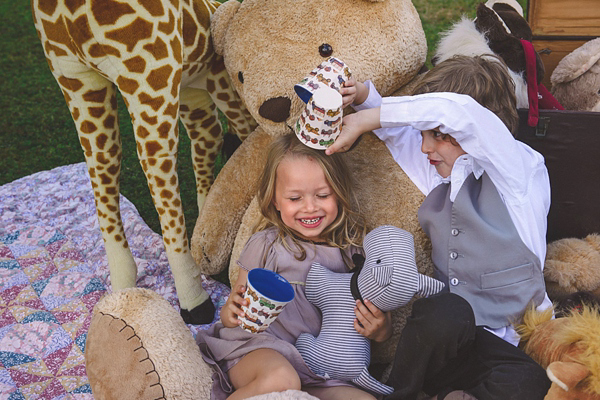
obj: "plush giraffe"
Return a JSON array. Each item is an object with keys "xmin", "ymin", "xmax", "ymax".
[{"xmin": 31, "ymin": 0, "xmax": 257, "ymax": 324}]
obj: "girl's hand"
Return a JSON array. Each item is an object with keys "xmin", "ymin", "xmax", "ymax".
[
  {"xmin": 221, "ymin": 284, "xmax": 248, "ymax": 328},
  {"xmin": 354, "ymin": 299, "xmax": 392, "ymax": 342}
]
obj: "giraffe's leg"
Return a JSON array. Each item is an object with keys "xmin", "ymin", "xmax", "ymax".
[
  {"xmin": 118, "ymin": 81, "xmax": 214, "ymax": 325},
  {"xmin": 50, "ymin": 65, "xmax": 138, "ymax": 290},
  {"xmin": 179, "ymin": 87, "xmax": 222, "ymax": 211},
  {"xmin": 205, "ymin": 56, "xmax": 257, "ymax": 143}
]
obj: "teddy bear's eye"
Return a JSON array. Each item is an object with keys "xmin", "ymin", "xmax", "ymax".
[
  {"xmin": 376, "ymin": 259, "xmax": 381, "ymax": 264},
  {"xmin": 238, "ymin": 71, "xmax": 244, "ymax": 84},
  {"xmin": 319, "ymin": 43, "xmax": 333, "ymax": 57}
]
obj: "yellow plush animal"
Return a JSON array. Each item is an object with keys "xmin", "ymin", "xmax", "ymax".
[{"xmin": 517, "ymin": 304, "xmax": 600, "ymax": 400}]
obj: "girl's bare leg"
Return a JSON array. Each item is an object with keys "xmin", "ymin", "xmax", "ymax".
[
  {"xmin": 304, "ymin": 385, "xmax": 378, "ymax": 400},
  {"xmin": 227, "ymin": 348, "xmax": 301, "ymax": 399}
]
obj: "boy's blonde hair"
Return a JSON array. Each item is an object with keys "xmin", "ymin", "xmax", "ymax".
[
  {"xmin": 255, "ymin": 133, "xmax": 366, "ymax": 261},
  {"xmin": 413, "ymin": 54, "xmax": 519, "ymax": 135}
]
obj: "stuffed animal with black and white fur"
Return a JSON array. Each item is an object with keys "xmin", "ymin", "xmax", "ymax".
[
  {"xmin": 433, "ymin": 0, "xmax": 563, "ymax": 125},
  {"xmin": 295, "ymin": 225, "xmax": 445, "ymax": 395}
]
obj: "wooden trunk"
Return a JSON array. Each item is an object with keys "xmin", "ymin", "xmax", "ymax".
[
  {"xmin": 527, "ymin": 0, "xmax": 600, "ymax": 88},
  {"xmin": 516, "ymin": 109, "xmax": 600, "ymax": 242}
]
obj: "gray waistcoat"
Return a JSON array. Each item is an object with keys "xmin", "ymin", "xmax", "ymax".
[{"xmin": 418, "ymin": 172, "xmax": 546, "ymax": 329}]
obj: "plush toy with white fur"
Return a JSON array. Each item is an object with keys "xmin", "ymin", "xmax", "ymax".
[
  {"xmin": 434, "ymin": 0, "xmax": 563, "ymax": 125},
  {"xmin": 551, "ymin": 37, "xmax": 600, "ymax": 112},
  {"xmin": 296, "ymin": 225, "xmax": 444, "ymax": 395}
]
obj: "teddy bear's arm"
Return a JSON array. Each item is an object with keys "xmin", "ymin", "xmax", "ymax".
[{"xmin": 191, "ymin": 128, "xmax": 274, "ymax": 275}]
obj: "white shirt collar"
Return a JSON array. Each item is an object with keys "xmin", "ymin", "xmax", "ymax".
[{"xmin": 433, "ymin": 154, "xmax": 484, "ymax": 202}]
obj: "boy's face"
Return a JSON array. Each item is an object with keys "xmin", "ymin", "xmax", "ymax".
[{"xmin": 420, "ymin": 128, "xmax": 466, "ymax": 178}]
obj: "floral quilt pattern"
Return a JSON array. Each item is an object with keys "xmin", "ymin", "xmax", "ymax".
[{"xmin": 0, "ymin": 163, "xmax": 229, "ymax": 399}]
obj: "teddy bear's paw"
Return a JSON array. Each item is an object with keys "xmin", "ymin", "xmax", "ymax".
[
  {"xmin": 85, "ymin": 312, "xmax": 166, "ymax": 399},
  {"xmin": 85, "ymin": 288, "xmax": 213, "ymax": 399}
]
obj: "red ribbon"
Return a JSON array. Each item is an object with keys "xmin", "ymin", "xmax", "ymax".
[{"xmin": 521, "ymin": 39, "xmax": 540, "ymax": 127}]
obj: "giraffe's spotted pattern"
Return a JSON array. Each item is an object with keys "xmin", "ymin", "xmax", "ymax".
[{"xmin": 32, "ymin": 0, "xmax": 257, "ymax": 306}]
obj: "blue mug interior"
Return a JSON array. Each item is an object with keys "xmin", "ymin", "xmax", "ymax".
[
  {"xmin": 248, "ymin": 269, "xmax": 295, "ymax": 303},
  {"xmin": 294, "ymin": 85, "xmax": 313, "ymax": 104}
]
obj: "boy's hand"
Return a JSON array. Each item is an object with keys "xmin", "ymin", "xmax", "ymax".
[
  {"xmin": 354, "ymin": 299, "xmax": 392, "ymax": 342},
  {"xmin": 221, "ymin": 284, "xmax": 248, "ymax": 328},
  {"xmin": 325, "ymin": 108, "xmax": 381, "ymax": 155},
  {"xmin": 340, "ymin": 77, "xmax": 368, "ymax": 108}
]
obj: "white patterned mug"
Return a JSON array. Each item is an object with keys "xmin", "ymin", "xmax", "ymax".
[
  {"xmin": 294, "ymin": 86, "xmax": 343, "ymax": 149},
  {"xmin": 240, "ymin": 269, "xmax": 295, "ymax": 333},
  {"xmin": 294, "ymin": 57, "xmax": 352, "ymax": 103}
]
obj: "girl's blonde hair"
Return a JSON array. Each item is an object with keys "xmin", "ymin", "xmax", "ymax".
[
  {"xmin": 255, "ymin": 133, "xmax": 366, "ymax": 261},
  {"xmin": 413, "ymin": 54, "xmax": 519, "ymax": 135}
]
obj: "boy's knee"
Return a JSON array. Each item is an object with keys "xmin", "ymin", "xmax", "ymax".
[{"xmin": 411, "ymin": 293, "xmax": 475, "ymax": 334}]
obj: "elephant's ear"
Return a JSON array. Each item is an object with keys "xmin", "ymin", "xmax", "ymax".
[
  {"xmin": 416, "ymin": 274, "xmax": 445, "ymax": 297},
  {"xmin": 211, "ymin": 0, "xmax": 241, "ymax": 56},
  {"xmin": 371, "ymin": 265, "xmax": 394, "ymax": 288}
]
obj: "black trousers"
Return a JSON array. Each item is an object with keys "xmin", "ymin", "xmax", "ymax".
[{"xmin": 384, "ymin": 293, "xmax": 551, "ymax": 400}]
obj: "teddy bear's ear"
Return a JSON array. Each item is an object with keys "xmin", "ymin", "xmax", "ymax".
[
  {"xmin": 551, "ymin": 38, "xmax": 600, "ymax": 84},
  {"xmin": 211, "ymin": 0, "xmax": 241, "ymax": 56}
]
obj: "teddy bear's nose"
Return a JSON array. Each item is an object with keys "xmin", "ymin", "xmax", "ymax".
[{"xmin": 259, "ymin": 97, "xmax": 291, "ymax": 123}]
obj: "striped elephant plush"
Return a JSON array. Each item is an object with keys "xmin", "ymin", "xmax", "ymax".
[{"xmin": 295, "ymin": 225, "xmax": 445, "ymax": 395}]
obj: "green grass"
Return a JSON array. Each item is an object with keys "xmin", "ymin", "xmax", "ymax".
[{"xmin": 1, "ymin": 0, "xmax": 526, "ymax": 281}]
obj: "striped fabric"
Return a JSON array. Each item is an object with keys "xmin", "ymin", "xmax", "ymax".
[{"xmin": 296, "ymin": 225, "xmax": 444, "ymax": 395}]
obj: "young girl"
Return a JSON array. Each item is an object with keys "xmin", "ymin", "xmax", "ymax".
[
  {"xmin": 330, "ymin": 55, "xmax": 552, "ymax": 400},
  {"xmin": 197, "ymin": 133, "xmax": 390, "ymax": 400}
]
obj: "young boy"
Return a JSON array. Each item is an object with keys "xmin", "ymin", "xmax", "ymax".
[{"xmin": 330, "ymin": 55, "xmax": 553, "ymax": 400}]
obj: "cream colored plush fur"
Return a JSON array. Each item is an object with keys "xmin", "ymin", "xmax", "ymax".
[
  {"xmin": 551, "ymin": 37, "xmax": 600, "ymax": 112},
  {"xmin": 86, "ymin": 288, "xmax": 213, "ymax": 399},
  {"xmin": 86, "ymin": 288, "xmax": 318, "ymax": 399},
  {"xmin": 544, "ymin": 234, "xmax": 600, "ymax": 302}
]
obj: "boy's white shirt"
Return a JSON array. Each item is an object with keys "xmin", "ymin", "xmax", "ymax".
[{"xmin": 355, "ymin": 81, "xmax": 552, "ymax": 345}]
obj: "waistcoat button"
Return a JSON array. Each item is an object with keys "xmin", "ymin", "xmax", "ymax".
[
  {"xmin": 451, "ymin": 228, "xmax": 459, "ymax": 236},
  {"xmin": 450, "ymin": 278, "xmax": 459, "ymax": 286},
  {"xmin": 449, "ymin": 251, "xmax": 458, "ymax": 260}
]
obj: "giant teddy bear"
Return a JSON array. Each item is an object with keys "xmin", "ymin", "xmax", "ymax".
[{"xmin": 190, "ymin": 0, "xmax": 431, "ymax": 365}]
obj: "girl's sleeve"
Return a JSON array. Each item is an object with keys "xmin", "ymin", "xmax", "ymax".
[{"xmin": 236, "ymin": 230, "xmax": 272, "ymax": 272}]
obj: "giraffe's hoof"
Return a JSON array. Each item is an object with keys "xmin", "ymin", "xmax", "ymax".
[{"xmin": 180, "ymin": 297, "xmax": 216, "ymax": 325}]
